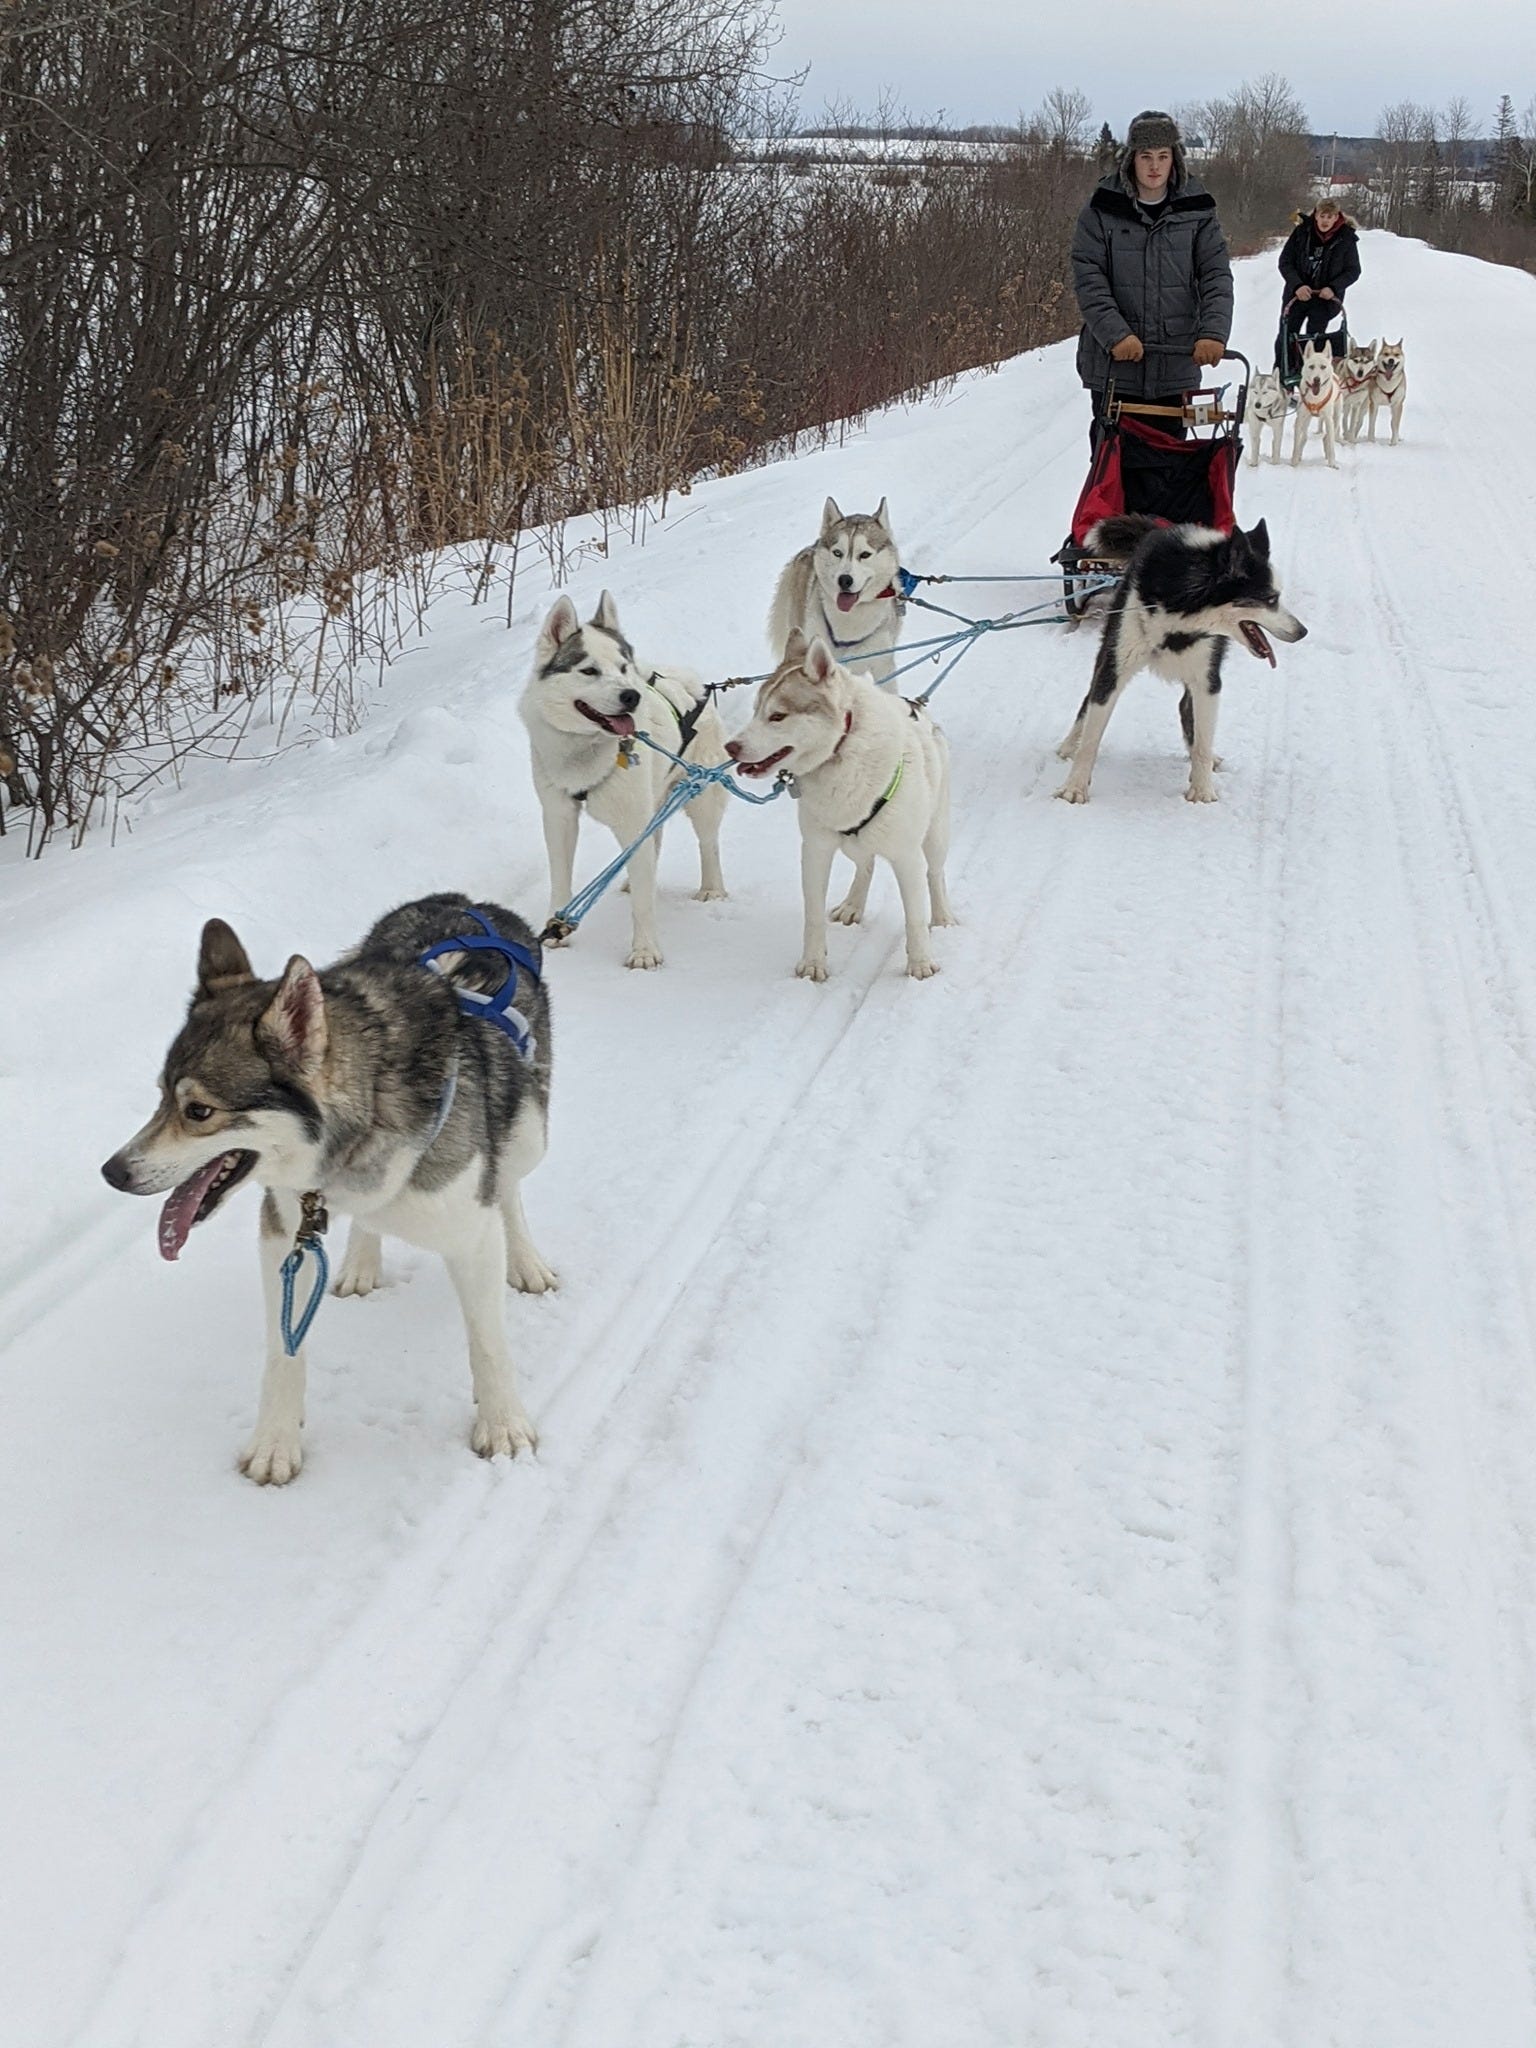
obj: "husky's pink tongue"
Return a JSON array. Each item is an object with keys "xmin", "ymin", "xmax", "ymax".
[
  {"xmin": 158, "ymin": 1154, "xmax": 233, "ymax": 1262},
  {"xmin": 1241, "ymin": 621, "xmax": 1277, "ymax": 666},
  {"xmin": 835, "ymin": 591, "xmax": 859, "ymax": 613}
]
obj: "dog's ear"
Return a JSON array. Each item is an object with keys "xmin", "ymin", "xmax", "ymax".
[
  {"xmin": 255, "ymin": 956, "xmax": 328, "ymax": 1076},
  {"xmin": 783, "ymin": 626, "xmax": 808, "ymax": 664},
  {"xmin": 804, "ymin": 637, "xmax": 837, "ymax": 686},
  {"xmin": 872, "ymin": 497, "xmax": 893, "ymax": 539},
  {"xmin": 536, "ymin": 596, "xmax": 580, "ymax": 663},
  {"xmin": 1247, "ymin": 518, "xmax": 1270, "ymax": 559},
  {"xmin": 820, "ymin": 497, "xmax": 842, "ymax": 539},
  {"xmin": 591, "ymin": 589, "xmax": 621, "ymax": 636},
  {"xmin": 197, "ymin": 918, "xmax": 255, "ymax": 998}
]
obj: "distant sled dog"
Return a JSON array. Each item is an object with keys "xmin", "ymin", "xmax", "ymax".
[
  {"xmin": 101, "ymin": 894, "xmax": 555, "ymax": 1484},
  {"xmin": 1056, "ymin": 515, "xmax": 1308, "ymax": 806},
  {"xmin": 1368, "ymin": 339, "xmax": 1407, "ymax": 445},
  {"xmin": 1243, "ymin": 368, "xmax": 1289, "ymax": 465},
  {"xmin": 1337, "ymin": 338, "xmax": 1378, "ymax": 444},
  {"xmin": 726, "ymin": 628, "xmax": 954, "ymax": 980},
  {"xmin": 521, "ymin": 591, "xmax": 729, "ymax": 969},
  {"xmin": 768, "ymin": 497, "xmax": 905, "ymax": 688},
  {"xmin": 1291, "ymin": 337, "xmax": 1341, "ymax": 468}
]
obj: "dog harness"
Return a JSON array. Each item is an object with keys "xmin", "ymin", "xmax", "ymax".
[
  {"xmin": 841, "ymin": 755, "xmax": 905, "ymax": 837},
  {"xmin": 818, "ymin": 587, "xmax": 902, "ymax": 655},
  {"xmin": 278, "ymin": 911, "xmax": 542, "ymax": 1357},
  {"xmin": 574, "ymin": 675, "xmax": 703, "ymax": 800},
  {"xmin": 417, "ymin": 906, "xmax": 542, "ymax": 1062}
]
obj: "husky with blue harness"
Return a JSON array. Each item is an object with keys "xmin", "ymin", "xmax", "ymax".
[{"xmin": 100, "ymin": 893, "xmax": 553, "ymax": 1484}]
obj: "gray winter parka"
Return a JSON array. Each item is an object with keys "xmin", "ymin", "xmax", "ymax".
[{"xmin": 1071, "ymin": 170, "xmax": 1235, "ymax": 397}]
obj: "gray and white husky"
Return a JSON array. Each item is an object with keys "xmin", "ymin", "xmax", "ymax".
[
  {"xmin": 1056, "ymin": 516, "xmax": 1308, "ymax": 806},
  {"xmin": 1243, "ymin": 368, "xmax": 1290, "ymax": 466},
  {"xmin": 101, "ymin": 894, "xmax": 554, "ymax": 1483},
  {"xmin": 520, "ymin": 591, "xmax": 729, "ymax": 969},
  {"xmin": 1338, "ymin": 338, "xmax": 1379, "ymax": 445},
  {"xmin": 725, "ymin": 628, "xmax": 954, "ymax": 981},
  {"xmin": 768, "ymin": 497, "xmax": 905, "ymax": 688},
  {"xmin": 1368, "ymin": 339, "xmax": 1407, "ymax": 445}
]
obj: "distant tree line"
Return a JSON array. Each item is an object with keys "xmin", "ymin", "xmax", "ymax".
[{"xmin": 1338, "ymin": 94, "xmax": 1536, "ymax": 271}]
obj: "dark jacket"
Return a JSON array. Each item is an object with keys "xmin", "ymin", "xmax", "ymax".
[
  {"xmin": 1278, "ymin": 211, "xmax": 1361, "ymax": 302},
  {"xmin": 1071, "ymin": 170, "xmax": 1234, "ymax": 397}
]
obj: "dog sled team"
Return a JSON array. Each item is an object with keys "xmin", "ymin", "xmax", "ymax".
[
  {"xmin": 102, "ymin": 105, "xmax": 1363, "ymax": 1483},
  {"xmin": 1245, "ymin": 336, "xmax": 1408, "ymax": 470}
]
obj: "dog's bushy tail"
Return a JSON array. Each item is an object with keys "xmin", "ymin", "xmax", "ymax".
[{"xmin": 1084, "ymin": 514, "xmax": 1160, "ymax": 563}]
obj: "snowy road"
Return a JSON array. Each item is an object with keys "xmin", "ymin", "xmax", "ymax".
[{"xmin": 4, "ymin": 234, "xmax": 1536, "ymax": 2046}]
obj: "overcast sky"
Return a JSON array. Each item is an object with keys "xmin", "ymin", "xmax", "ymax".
[{"xmin": 766, "ymin": 0, "xmax": 1534, "ymax": 137}]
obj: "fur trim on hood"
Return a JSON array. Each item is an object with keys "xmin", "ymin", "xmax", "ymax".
[{"xmin": 1294, "ymin": 205, "xmax": 1358, "ymax": 231}]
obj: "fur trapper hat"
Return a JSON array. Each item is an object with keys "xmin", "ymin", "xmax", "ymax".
[{"xmin": 1119, "ymin": 109, "xmax": 1187, "ymax": 193}]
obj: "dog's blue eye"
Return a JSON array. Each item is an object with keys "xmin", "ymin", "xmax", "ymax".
[{"xmin": 184, "ymin": 1102, "xmax": 215, "ymax": 1122}]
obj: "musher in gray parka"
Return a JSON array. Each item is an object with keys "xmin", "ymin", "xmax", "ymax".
[{"xmin": 1071, "ymin": 110, "xmax": 1234, "ymax": 431}]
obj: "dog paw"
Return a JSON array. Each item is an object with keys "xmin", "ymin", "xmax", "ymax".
[
  {"xmin": 692, "ymin": 886, "xmax": 728, "ymax": 902},
  {"xmin": 240, "ymin": 1429, "xmax": 303, "ymax": 1486},
  {"xmin": 543, "ymin": 926, "xmax": 573, "ymax": 948},
  {"xmin": 828, "ymin": 899, "xmax": 863, "ymax": 926},
  {"xmin": 1055, "ymin": 783, "xmax": 1089, "ymax": 804},
  {"xmin": 625, "ymin": 944, "xmax": 663, "ymax": 970},
  {"xmin": 929, "ymin": 909, "xmax": 960, "ymax": 928},
  {"xmin": 1055, "ymin": 739, "xmax": 1079, "ymax": 761},
  {"xmin": 333, "ymin": 1251, "xmax": 383, "ymax": 1298},
  {"xmin": 906, "ymin": 957, "xmax": 940, "ymax": 980},
  {"xmin": 795, "ymin": 957, "xmax": 829, "ymax": 982},
  {"xmin": 507, "ymin": 1251, "xmax": 558, "ymax": 1294},
  {"xmin": 472, "ymin": 1410, "xmax": 538, "ymax": 1459},
  {"xmin": 1184, "ymin": 783, "xmax": 1219, "ymax": 804}
]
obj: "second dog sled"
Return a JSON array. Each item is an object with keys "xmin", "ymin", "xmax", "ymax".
[{"xmin": 1053, "ymin": 346, "xmax": 1251, "ymax": 621}]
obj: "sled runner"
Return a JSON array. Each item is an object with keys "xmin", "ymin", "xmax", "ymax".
[{"xmin": 1054, "ymin": 348, "xmax": 1251, "ymax": 620}]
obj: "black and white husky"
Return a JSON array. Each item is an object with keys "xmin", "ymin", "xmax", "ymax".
[
  {"xmin": 1056, "ymin": 516, "xmax": 1308, "ymax": 805},
  {"xmin": 101, "ymin": 895, "xmax": 555, "ymax": 1482},
  {"xmin": 768, "ymin": 498, "xmax": 905, "ymax": 688}
]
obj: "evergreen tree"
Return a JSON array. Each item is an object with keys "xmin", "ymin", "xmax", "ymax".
[
  {"xmin": 1416, "ymin": 133, "xmax": 1443, "ymax": 213},
  {"xmin": 1492, "ymin": 93, "xmax": 1523, "ymax": 213},
  {"xmin": 1095, "ymin": 121, "xmax": 1118, "ymax": 172}
]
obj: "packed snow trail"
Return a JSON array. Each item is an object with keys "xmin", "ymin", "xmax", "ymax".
[{"xmin": 4, "ymin": 235, "xmax": 1536, "ymax": 2048}]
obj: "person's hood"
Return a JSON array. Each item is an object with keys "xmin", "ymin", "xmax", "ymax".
[{"xmin": 1293, "ymin": 207, "xmax": 1358, "ymax": 235}]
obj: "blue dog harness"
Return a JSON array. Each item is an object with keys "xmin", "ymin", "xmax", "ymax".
[
  {"xmin": 279, "ymin": 909, "xmax": 543, "ymax": 1357},
  {"xmin": 416, "ymin": 906, "xmax": 543, "ymax": 1063}
]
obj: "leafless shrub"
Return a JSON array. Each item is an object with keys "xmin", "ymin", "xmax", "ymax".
[{"xmin": 0, "ymin": 0, "xmax": 1088, "ymax": 847}]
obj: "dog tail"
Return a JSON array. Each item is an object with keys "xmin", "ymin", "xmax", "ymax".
[{"xmin": 1084, "ymin": 514, "xmax": 1160, "ymax": 563}]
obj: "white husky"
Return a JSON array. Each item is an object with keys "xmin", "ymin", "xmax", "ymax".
[
  {"xmin": 1337, "ymin": 339, "xmax": 1378, "ymax": 444},
  {"xmin": 1368, "ymin": 340, "xmax": 1407, "ymax": 444},
  {"xmin": 520, "ymin": 592, "xmax": 728, "ymax": 969},
  {"xmin": 1244, "ymin": 369, "xmax": 1289, "ymax": 465},
  {"xmin": 725, "ymin": 629, "xmax": 954, "ymax": 981},
  {"xmin": 768, "ymin": 498, "xmax": 905, "ymax": 688},
  {"xmin": 1290, "ymin": 338, "xmax": 1341, "ymax": 469}
]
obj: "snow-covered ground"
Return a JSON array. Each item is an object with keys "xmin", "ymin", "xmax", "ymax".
[{"xmin": 5, "ymin": 232, "xmax": 1536, "ymax": 2048}]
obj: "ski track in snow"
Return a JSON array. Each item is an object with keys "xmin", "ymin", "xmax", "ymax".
[{"xmin": 4, "ymin": 234, "xmax": 1536, "ymax": 2048}]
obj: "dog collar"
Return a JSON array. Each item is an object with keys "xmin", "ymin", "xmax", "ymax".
[{"xmin": 820, "ymin": 590, "xmax": 900, "ymax": 651}]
